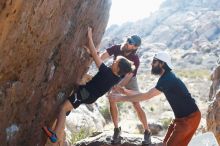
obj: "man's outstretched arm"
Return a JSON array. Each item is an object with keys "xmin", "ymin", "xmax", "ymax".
[
  {"xmin": 100, "ymin": 51, "xmax": 110, "ymax": 61},
  {"xmin": 118, "ymin": 72, "xmax": 134, "ymax": 87},
  {"xmin": 87, "ymin": 27, "xmax": 102, "ymax": 68},
  {"xmin": 109, "ymin": 87, "xmax": 161, "ymax": 102}
]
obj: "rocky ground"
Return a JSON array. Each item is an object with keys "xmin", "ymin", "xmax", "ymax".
[{"xmin": 75, "ymin": 131, "xmax": 163, "ymax": 146}]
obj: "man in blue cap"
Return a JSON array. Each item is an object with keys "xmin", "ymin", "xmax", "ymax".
[{"xmin": 100, "ymin": 35, "xmax": 151, "ymax": 144}]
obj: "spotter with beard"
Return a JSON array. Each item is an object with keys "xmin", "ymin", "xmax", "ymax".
[{"xmin": 108, "ymin": 52, "xmax": 201, "ymax": 146}]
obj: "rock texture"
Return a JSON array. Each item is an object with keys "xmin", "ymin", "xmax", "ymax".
[
  {"xmin": 65, "ymin": 104, "xmax": 106, "ymax": 144},
  {"xmin": 74, "ymin": 131, "xmax": 163, "ymax": 146},
  {"xmin": 207, "ymin": 65, "xmax": 220, "ymax": 144},
  {"xmin": 0, "ymin": 0, "xmax": 111, "ymax": 146}
]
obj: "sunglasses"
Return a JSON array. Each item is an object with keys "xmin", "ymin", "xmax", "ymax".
[{"xmin": 127, "ymin": 38, "xmax": 135, "ymax": 45}]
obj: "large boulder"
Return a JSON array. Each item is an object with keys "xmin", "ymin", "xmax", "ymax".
[
  {"xmin": 65, "ymin": 104, "xmax": 106, "ymax": 144},
  {"xmin": 207, "ymin": 65, "xmax": 220, "ymax": 144},
  {"xmin": 0, "ymin": 0, "xmax": 111, "ymax": 146}
]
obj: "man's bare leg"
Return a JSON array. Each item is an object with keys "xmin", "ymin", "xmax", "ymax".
[
  {"xmin": 132, "ymin": 102, "xmax": 149, "ymax": 131},
  {"xmin": 57, "ymin": 130, "xmax": 65, "ymax": 146},
  {"xmin": 109, "ymin": 98, "xmax": 122, "ymax": 144},
  {"xmin": 54, "ymin": 100, "xmax": 73, "ymax": 143},
  {"xmin": 133, "ymin": 102, "xmax": 152, "ymax": 144},
  {"xmin": 109, "ymin": 100, "xmax": 119, "ymax": 128}
]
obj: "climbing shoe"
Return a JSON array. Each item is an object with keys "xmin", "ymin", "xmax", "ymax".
[
  {"xmin": 42, "ymin": 126, "xmax": 57, "ymax": 143},
  {"xmin": 111, "ymin": 127, "xmax": 122, "ymax": 144},
  {"xmin": 142, "ymin": 130, "xmax": 152, "ymax": 145}
]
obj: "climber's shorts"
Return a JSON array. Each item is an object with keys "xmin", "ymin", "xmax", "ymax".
[
  {"xmin": 68, "ymin": 86, "xmax": 91, "ymax": 109},
  {"xmin": 68, "ymin": 92, "xmax": 81, "ymax": 109}
]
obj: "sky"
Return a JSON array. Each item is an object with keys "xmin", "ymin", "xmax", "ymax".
[{"xmin": 107, "ymin": 0, "xmax": 164, "ymax": 27}]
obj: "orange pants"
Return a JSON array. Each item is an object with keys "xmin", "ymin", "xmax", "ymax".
[{"xmin": 163, "ymin": 111, "xmax": 201, "ymax": 146}]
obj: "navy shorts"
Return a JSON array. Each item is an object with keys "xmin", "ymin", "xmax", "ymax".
[
  {"xmin": 68, "ymin": 87, "xmax": 91, "ymax": 109},
  {"xmin": 68, "ymin": 93, "xmax": 82, "ymax": 109}
]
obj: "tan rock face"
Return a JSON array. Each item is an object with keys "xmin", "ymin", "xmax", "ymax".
[
  {"xmin": 207, "ymin": 65, "xmax": 220, "ymax": 144},
  {"xmin": 0, "ymin": 0, "xmax": 111, "ymax": 146}
]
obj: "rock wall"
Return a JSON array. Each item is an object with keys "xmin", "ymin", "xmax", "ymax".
[
  {"xmin": 207, "ymin": 65, "xmax": 220, "ymax": 144},
  {"xmin": 0, "ymin": 0, "xmax": 111, "ymax": 146}
]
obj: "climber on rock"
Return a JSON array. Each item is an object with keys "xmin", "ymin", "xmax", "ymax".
[{"xmin": 42, "ymin": 27, "xmax": 135, "ymax": 145}]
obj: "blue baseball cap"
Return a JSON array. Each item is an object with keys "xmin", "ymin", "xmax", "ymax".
[{"xmin": 127, "ymin": 35, "xmax": 142, "ymax": 47}]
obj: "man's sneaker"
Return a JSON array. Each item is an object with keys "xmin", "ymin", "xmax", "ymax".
[
  {"xmin": 42, "ymin": 126, "xmax": 57, "ymax": 143},
  {"xmin": 111, "ymin": 127, "xmax": 122, "ymax": 144},
  {"xmin": 142, "ymin": 130, "xmax": 152, "ymax": 145}
]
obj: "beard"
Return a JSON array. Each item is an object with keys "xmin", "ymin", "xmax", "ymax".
[
  {"xmin": 121, "ymin": 45, "xmax": 134, "ymax": 54},
  {"xmin": 151, "ymin": 66, "xmax": 163, "ymax": 75}
]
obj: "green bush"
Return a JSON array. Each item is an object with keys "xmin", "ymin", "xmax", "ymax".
[
  {"xmin": 117, "ymin": 102, "xmax": 124, "ymax": 109},
  {"xmin": 71, "ymin": 127, "xmax": 91, "ymax": 144},
  {"xmin": 150, "ymin": 106, "xmax": 154, "ymax": 112},
  {"xmin": 99, "ymin": 102, "xmax": 125, "ymax": 123},
  {"xmin": 175, "ymin": 69, "xmax": 209, "ymax": 79},
  {"xmin": 160, "ymin": 118, "xmax": 172, "ymax": 129},
  {"xmin": 100, "ymin": 105, "xmax": 111, "ymax": 122}
]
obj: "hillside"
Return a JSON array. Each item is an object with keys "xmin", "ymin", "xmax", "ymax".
[{"xmin": 101, "ymin": 0, "xmax": 220, "ymax": 70}]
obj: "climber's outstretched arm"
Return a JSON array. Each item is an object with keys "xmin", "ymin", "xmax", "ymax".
[{"xmin": 86, "ymin": 27, "xmax": 102, "ymax": 68}]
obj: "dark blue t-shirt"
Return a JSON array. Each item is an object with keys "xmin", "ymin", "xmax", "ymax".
[
  {"xmin": 155, "ymin": 71, "xmax": 199, "ymax": 118},
  {"xmin": 82, "ymin": 63, "xmax": 121, "ymax": 102}
]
